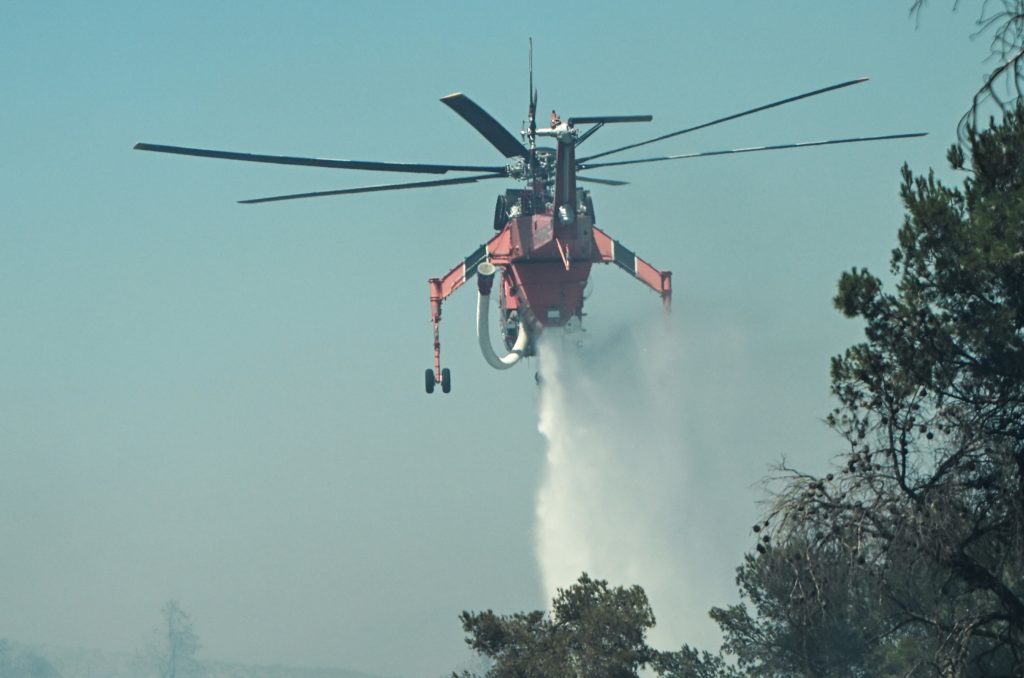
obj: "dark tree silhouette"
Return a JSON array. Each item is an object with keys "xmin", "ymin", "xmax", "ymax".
[
  {"xmin": 912, "ymin": 1, "xmax": 1024, "ymax": 136},
  {"xmin": 766, "ymin": 104, "xmax": 1024, "ymax": 676}
]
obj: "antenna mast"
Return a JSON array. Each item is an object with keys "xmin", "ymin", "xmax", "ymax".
[{"xmin": 528, "ymin": 38, "xmax": 536, "ymax": 150}]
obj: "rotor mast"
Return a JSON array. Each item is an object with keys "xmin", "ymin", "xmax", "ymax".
[{"xmin": 534, "ymin": 113, "xmax": 578, "ymax": 223}]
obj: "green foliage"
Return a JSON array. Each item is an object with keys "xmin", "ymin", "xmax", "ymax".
[
  {"xmin": 650, "ymin": 644, "xmax": 740, "ymax": 678},
  {"xmin": 708, "ymin": 543, "xmax": 891, "ymax": 678},
  {"xmin": 457, "ymin": 573, "xmax": 656, "ymax": 678},
  {"xmin": 761, "ymin": 106, "xmax": 1024, "ymax": 676},
  {"xmin": 457, "ymin": 572, "xmax": 748, "ymax": 678}
]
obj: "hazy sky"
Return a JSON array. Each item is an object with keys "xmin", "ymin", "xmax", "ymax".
[{"xmin": 0, "ymin": 3, "xmax": 994, "ymax": 677}]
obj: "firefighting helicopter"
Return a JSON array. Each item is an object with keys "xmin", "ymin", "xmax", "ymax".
[{"xmin": 134, "ymin": 44, "xmax": 925, "ymax": 394}]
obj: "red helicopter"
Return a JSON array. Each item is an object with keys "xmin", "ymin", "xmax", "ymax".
[{"xmin": 135, "ymin": 45, "xmax": 925, "ymax": 394}]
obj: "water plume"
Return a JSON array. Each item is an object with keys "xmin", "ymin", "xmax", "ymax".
[{"xmin": 533, "ymin": 319, "xmax": 723, "ymax": 650}]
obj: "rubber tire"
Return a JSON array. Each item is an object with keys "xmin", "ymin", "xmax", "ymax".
[
  {"xmin": 425, "ymin": 368, "xmax": 436, "ymax": 394},
  {"xmin": 493, "ymin": 194, "xmax": 507, "ymax": 230},
  {"xmin": 441, "ymin": 368, "xmax": 452, "ymax": 394}
]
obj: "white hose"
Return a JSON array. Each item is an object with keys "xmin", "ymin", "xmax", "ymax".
[{"xmin": 476, "ymin": 268, "xmax": 528, "ymax": 370}]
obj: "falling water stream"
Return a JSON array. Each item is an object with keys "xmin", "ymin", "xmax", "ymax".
[{"xmin": 533, "ymin": 321, "xmax": 723, "ymax": 649}]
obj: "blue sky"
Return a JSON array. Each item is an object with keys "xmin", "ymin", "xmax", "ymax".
[{"xmin": 0, "ymin": 2, "xmax": 995, "ymax": 677}]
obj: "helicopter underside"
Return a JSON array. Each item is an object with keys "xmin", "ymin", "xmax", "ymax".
[
  {"xmin": 498, "ymin": 258, "xmax": 593, "ymax": 355},
  {"xmin": 426, "ymin": 198, "xmax": 671, "ymax": 392},
  {"xmin": 493, "ymin": 209, "xmax": 597, "ymax": 354}
]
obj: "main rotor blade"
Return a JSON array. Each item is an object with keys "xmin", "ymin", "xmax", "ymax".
[
  {"xmin": 134, "ymin": 143, "xmax": 504, "ymax": 174},
  {"xmin": 568, "ymin": 115, "xmax": 653, "ymax": 125},
  {"xmin": 237, "ymin": 173, "xmax": 506, "ymax": 204},
  {"xmin": 441, "ymin": 93, "xmax": 529, "ymax": 159},
  {"xmin": 576, "ymin": 175, "xmax": 630, "ymax": 186},
  {"xmin": 576, "ymin": 123, "xmax": 605, "ymax": 147},
  {"xmin": 578, "ymin": 77, "xmax": 870, "ymax": 164},
  {"xmin": 577, "ymin": 132, "xmax": 928, "ymax": 170}
]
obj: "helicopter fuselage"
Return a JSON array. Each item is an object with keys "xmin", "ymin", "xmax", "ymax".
[
  {"xmin": 427, "ymin": 114, "xmax": 672, "ymax": 386},
  {"xmin": 487, "ymin": 129, "xmax": 592, "ymax": 353}
]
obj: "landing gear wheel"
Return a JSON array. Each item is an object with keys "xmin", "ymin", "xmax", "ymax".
[
  {"xmin": 441, "ymin": 367, "xmax": 452, "ymax": 394},
  {"xmin": 425, "ymin": 368, "xmax": 436, "ymax": 394}
]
